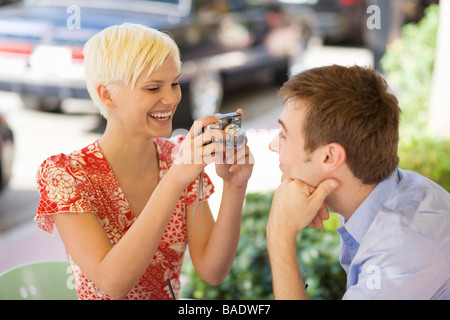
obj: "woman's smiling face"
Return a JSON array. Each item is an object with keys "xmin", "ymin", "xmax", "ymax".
[{"xmin": 107, "ymin": 58, "xmax": 182, "ymax": 138}]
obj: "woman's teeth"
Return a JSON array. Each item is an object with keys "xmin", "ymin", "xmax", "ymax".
[{"xmin": 149, "ymin": 111, "xmax": 172, "ymax": 120}]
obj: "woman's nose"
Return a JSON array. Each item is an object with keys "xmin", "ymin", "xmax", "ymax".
[{"xmin": 162, "ymin": 87, "xmax": 181, "ymax": 106}]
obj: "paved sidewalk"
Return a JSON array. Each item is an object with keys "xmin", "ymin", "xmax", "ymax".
[{"xmin": 0, "ymin": 220, "xmax": 67, "ymax": 274}]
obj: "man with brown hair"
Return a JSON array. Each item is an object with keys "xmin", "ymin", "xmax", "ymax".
[{"xmin": 267, "ymin": 64, "xmax": 450, "ymax": 299}]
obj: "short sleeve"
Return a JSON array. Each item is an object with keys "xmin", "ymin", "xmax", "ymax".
[{"xmin": 35, "ymin": 154, "xmax": 97, "ymax": 234}]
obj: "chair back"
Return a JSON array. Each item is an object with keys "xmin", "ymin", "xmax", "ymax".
[{"xmin": 0, "ymin": 260, "xmax": 78, "ymax": 300}]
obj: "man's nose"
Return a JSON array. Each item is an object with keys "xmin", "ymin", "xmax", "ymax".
[{"xmin": 269, "ymin": 133, "xmax": 279, "ymax": 153}]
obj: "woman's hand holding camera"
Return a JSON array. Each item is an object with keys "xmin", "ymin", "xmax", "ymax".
[
  {"xmin": 215, "ymin": 109, "xmax": 254, "ymax": 189},
  {"xmin": 170, "ymin": 114, "xmax": 227, "ymax": 188},
  {"xmin": 170, "ymin": 109, "xmax": 253, "ymax": 190}
]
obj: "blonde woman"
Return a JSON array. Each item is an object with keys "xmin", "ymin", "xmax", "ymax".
[{"xmin": 35, "ymin": 23, "xmax": 253, "ymax": 300}]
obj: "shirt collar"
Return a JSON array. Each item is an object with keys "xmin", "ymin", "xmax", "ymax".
[{"xmin": 337, "ymin": 169, "xmax": 400, "ymax": 244}]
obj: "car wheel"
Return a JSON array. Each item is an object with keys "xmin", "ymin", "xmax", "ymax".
[
  {"xmin": 20, "ymin": 94, "xmax": 62, "ymax": 112},
  {"xmin": 189, "ymin": 70, "xmax": 223, "ymax": 119}
]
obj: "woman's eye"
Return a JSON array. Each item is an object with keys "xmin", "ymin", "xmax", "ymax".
[
  {"xmin": 172, "ymin": 82, "xmax": 180, "ymax": 88},
  {"xmin": 147, "ymin": 87, "xmax": 159, "ymax": 92}
]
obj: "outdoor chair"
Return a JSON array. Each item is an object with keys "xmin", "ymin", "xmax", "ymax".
[{"xmin": 0, "ymin": 260, "xmax": 78, "ymax": 300}]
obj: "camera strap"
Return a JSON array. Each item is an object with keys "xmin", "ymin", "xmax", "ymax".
[{"xmin": 192, "ymin": 170, "xmax": 205, "ymax": 231}]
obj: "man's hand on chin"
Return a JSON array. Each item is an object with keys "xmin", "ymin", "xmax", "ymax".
[
  {"xmin": 268, "ymin": 178, "xmax": 338, "ymax": 241},
  {"xmin": 266, "ymin": 177, "xmax": 338, "ymax": 300}
]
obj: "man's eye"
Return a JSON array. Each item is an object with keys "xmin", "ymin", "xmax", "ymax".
[{"xmin": 172, "ymin": 82, "xmax": 180, "ymax": 88}]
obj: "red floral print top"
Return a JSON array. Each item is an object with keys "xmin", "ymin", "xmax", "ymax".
[{"xmin": 35, "ymin": 136, "xmax": 214, "ymax": 300}]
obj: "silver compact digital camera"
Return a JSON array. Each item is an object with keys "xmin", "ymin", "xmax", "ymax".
[{"xmin": 204, "ymin": 112, "xmax": 246, "ymax": 149}]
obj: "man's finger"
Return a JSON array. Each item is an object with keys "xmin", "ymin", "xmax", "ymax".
[
  {"xmin": 309, "ymin": 179, "xmax": 338, "ymax": 208},
  {"xmin": 312, "ymin": 215, "xmax": 323, "ymax": 229},
  {"xmin": 318, "ymin": 203, "xmax": 330, "ymax": 221}
]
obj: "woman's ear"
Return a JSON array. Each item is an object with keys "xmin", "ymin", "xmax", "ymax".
[
  {"xmin": 96, "ymin": 83, "xmax": 116, "ymax": 110},
  {"xmin": 322, "ymin": 143, "xmax": 346, "ymax": 173}
]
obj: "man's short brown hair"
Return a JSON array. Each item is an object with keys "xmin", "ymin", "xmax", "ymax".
[{"xmin": 279, "ymin": 65, "xmax": 401, "ymax": 185}]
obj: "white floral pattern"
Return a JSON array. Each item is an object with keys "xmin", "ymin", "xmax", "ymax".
[
  {"xmin": 35, "ymin": 137, "xmax": 214, "ymax": 299},
  {"xmin": 45, "ymin": 168, "xmax": 77, "ymax": 203}
]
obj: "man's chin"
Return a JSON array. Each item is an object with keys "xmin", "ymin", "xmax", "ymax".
[
  {"xmin": 280, "ymin": 173, "xmax": 318, "ymax": 190},
  {"xmin": 280, "ymin": 172, "xmax": 296, "ymax": 183}
]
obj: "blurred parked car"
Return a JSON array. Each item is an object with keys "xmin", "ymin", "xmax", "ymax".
[
  {"xmin": 0, "ymin": 0, "xmax": 18, "ymax": 6},
  {"xmin": 0, "ymin": 0, "xmax": 306, "ymax": 128},
  {"xmin": 280, "ymin": 0, "xmax": 440, "ymax": 46},
  {"xmin": 0, "ymin": 114, "xmax": 13, "ymax": 191},
  {"xmin": 279, "ymin": 0, "xmax": 367, "ymax": 45}
]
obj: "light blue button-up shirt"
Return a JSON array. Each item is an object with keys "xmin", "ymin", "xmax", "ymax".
[{"xmin": 336, "ymin": 169, "xmax": 450, "ymax": 299}]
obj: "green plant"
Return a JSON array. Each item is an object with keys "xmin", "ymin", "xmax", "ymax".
[
  {"xmin": 398, "ymin": 135, "xmax": 450, "ymax": 191},
  {"xmin": 181, "ymin": 192, "xmax": 346, "ymax": 300},
  {"xmin": 380, "ymin": 4, "xmax": 438, "ymax": 132},
  {"xmin": 381, "ymin": 4, "xmax": 449, "ymax": 192}
]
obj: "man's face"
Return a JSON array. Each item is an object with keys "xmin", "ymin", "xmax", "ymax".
[{"xmin": 269, "ymin": 99, "xmax": 325, "ymax": 187}]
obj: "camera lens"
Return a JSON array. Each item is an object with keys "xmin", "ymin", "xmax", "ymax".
[{"xmin": 224, "ymin": 124, "xmax": 246, "ymax": 149}]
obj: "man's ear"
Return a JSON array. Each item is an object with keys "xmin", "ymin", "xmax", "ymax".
[
  {"xmin": 322, "ymin": 143, "xmax": 346, "ymax": 173},
  {"xmin": 96, "ymin": 83, "xmax": 116, "ymax": 110}
]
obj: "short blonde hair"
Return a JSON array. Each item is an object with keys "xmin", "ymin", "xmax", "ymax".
[{"xmin": 83, "ymin": 23, "xmax": 181, "ymax": 117}]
